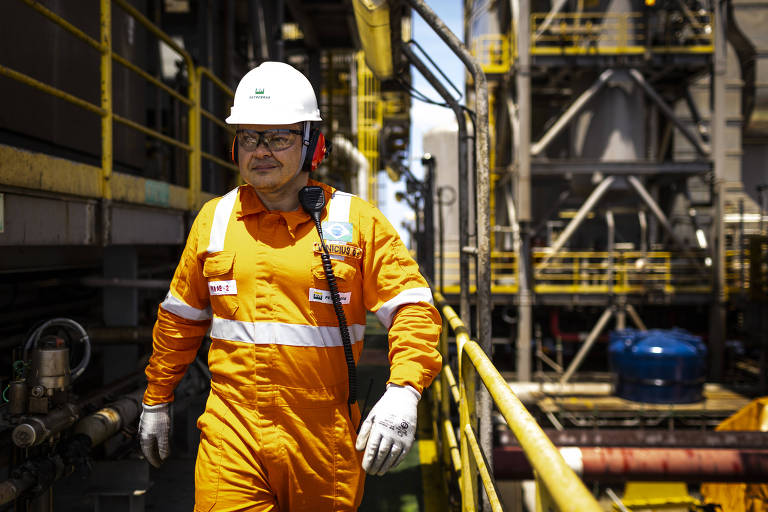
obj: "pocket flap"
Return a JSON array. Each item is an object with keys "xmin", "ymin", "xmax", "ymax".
[
  {"xmin": 203, "ymin": 252, "xmax": 235, "ymax": 277},
  {"xmin": 312, "ymin": 258, "xmax": 357, "ymax": 281}
]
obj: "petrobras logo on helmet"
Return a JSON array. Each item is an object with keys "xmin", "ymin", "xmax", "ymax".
[{"xmin": 249, "ymin": 87, "xmax": 270, "ymax": 100}]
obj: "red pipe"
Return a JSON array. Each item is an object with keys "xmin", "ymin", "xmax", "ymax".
[{"xmin": 494, "ymin": 446, "xmax": 768, "ymax": 482}]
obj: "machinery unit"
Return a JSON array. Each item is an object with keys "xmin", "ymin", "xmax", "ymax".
[{"xmin": 609, "ymin": 328, "xmax": 708, "ymax": 403}]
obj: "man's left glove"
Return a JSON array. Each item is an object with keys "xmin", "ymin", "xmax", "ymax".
[
  {"xmin": 138, "ymin": 402, "xmax": 171, "ymax": 468},
  {"xmin": 355, "ymin": 384, "xmax": 420, "ymax": 475}
]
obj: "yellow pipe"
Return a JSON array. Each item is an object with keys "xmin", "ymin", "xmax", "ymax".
[
  {"xmin": 111, "ymin": 52, "xmax": 191, "ymax": 105},
  {"xmin": 442, "ymin": 365, "xmax": 461, "ymax": 405},
  {"xmin": 0, "ymin": 65, "xmax": 105, "ymax": 116},
  {"xmin": 443, "ymin": 419, "xmax": 462, "ymax": 474},
  {"xmin": 111, "ymin": 0, "xmax": 199, "ymax": 211},
  {"xmin": 113, "ymin": 114, "xmax": 192, "ymax": 151},
  {"xmin": 351, "ymin": 0, "xmax": 393, "ymax": 79},
  {"xmin": 201, "ymin": 151, "xmax": 238, "ymax": 173},
  {"xmin": 21, "ymin": 0, "xmax": 102, "ymax": 50},
  {"xmin": 463, "ymin": 424, "xmax": 503, "ymax": 512},
  {"xmin": 198, "ymin": 66, "xmax": 234, "ymax": 97},
  {"xmin": 462, "ymin": 340, "xmax": 602, "ymax": 511},
  {"xmin": 201, "ymin": 108, "xmax": 235, "ymax": 133},
  {"xmin": 100, "ymin": 0, "xmax": 113, "ymax": 200}
]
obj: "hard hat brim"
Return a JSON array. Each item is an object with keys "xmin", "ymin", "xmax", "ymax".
[{"xmin": 225, "ymin": 111, "xmax": 323, "ymax": 125}]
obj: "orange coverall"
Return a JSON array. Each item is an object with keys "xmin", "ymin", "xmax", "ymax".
[{"xmin": 144, "ymin": 180, "xmax": 442, "ymax": 511}]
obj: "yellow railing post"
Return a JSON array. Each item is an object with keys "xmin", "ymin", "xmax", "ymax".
[
  {"xmin": 459, "ymin": 345, "xmax": 479, "ymax": 511},
  {"xmin": 188, "ymin": 66, "xmax": 201, "ymax": 210},
  {"xmin": 100, "ymin": 0, "xmax": 112, "ymax": 201}
]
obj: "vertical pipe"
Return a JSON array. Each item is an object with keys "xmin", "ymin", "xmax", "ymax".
[
  {"xmin": 403, "ymin": 3, "xmax": 491, "ymax": 508},
  {"xmin": 606, "ymin": 211, "xmax": 615, "ymax": 294},
  {"xmin": 740, "ymin": 198, "xmax": 745, "ymax": 290},
  {"xmin": 438, "ymin": 187, "xmax": 446, "ymax": 293},
  {"xmin": 423, "ymin": 156, "xmax": 436, "ymax": 284},
  {"xmin": 100, "ymin": 0, "xmax": 113, "ymax": 202},
  {"xmin": 515, "ymin": 0, "xmax": 533, "ymax": 383},
  {"xmin": 710, "ymin": 0, "xmax": 727, "ymax": 381},
  {"xmin": 401, "ymin": 42, "xmax": 470, "ymax": 321}
]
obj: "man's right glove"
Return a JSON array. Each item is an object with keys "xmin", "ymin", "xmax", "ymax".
[
  {"xmin": 355, "ymin": 384, "xmax": 420, "ymax": 475},
  {"xmin": 138, "ymin": 402, "xmax": 171, "ymax": 468}
]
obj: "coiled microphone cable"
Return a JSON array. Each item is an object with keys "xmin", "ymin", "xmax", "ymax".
[{"xmin": 298, "ymin": 186, "xmax": 358, "ymax": 419}]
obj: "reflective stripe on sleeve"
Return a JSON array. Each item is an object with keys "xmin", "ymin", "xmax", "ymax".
[
  {"xmin": 328, "ymin": 191, "xmax": 352, "ymax": 222},
  {"xmin": 210, "ymin": 318, "xmax": 366, "ymax": 347},
  {"xmin": 206, "ymin": 187, "xmax": 239, "ymax": 253},
  {"xmin": 160, "ymin": 292, "xmax": 212, "ymax": 321},
  {"xmin": 374, "ymin": 287, "xmax": 434, "ymax": 330}
]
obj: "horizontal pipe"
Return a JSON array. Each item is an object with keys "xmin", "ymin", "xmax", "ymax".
[
  {"xmin": 494, "ymin": 446, "xmax": 768, "ymax": 482},
  {"xmin": 463, "ymin": 424, "xmax": 503, "ymax": 512},
  {"xmin": 20, "ymin": 0, "xmax": 103, "ymax": 51},
  {"xmin": 499, "ymin": 429, "xmax": 768, "ymax": 449}
]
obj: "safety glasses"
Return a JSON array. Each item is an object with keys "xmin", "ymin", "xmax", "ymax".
[{"xmin": 236, "ymin": 129, "xmax": 303, "ymax": 152}]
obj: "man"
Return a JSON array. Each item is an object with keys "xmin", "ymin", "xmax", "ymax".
[{"xmin": 138, "ymin": 61, "xmax": 442, "ymax": 511}]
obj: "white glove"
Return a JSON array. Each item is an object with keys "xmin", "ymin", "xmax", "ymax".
[
  {"xmin": 138, "ymin": 402, "xmax": 171, "ymax": 468},
  {"xmin": 355, "ymin": 384, "xmax": 420, "ymax": 475}
]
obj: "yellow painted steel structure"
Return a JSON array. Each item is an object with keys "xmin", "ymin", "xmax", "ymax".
[
  {"xmin": 530, "ymin": 12, "xmax": 714, "ymax": 55},
  {"xmin": 470, "ymin": 11, "xmax": 714, "ymax": 74},
  {"xmin": 351, "ymin": 0, "xmax": 394, "ymax": 80},
  {"xmin": 435, "ymin": 249, "xmax": 753, "ymax": 296},
  {"xmin": 3, "ymin": 0, "xmax": 235, "ymax": 212},
  {"xmin": 356, "ymin": 51, "xmax": 382, "ymax": 205},
  {"xmin": 431, "ymin": 291, "xmax": 603, "ymax": 512}
]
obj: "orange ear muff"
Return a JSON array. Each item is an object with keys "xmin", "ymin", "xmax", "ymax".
[
  {"xmin": 231, "ymin": 137, "xmax": 238, "ymax": 163},
  {"xmin": 303, "ymin": 129, "xmax": 329, "ymax": 172}
]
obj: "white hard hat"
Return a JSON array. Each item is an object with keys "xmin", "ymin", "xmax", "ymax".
[{"xmin": 226, "ymin": 61, "xmax": 322, "ymax": 125}]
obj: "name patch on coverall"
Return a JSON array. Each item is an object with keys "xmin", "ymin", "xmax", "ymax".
[
  {"xmin": 313, "ymin": 242, "xmax": 363, "ymax": 259},
  {"xmin": 309, "ymin": 288, "xmax": 351, "ymax": 304},
  {"xmin": 209, "ymin": 280, "xmax": 237, "ymax": 295}
]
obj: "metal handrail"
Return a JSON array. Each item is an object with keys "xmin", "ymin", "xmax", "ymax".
[
  {"xmin": 432, "ymin": 291, "xmax": 602, "ymax": 511},
  {"xmin": 7, "ymin": 0, "xmax": 234, "ymax": 211}
]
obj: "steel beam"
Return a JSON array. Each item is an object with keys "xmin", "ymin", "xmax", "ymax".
[
  {"xmin": 530, "ymin": 160, "xmax": 711, "ymax": 175},
  {"xmin": 626, "ymin": 175, "xmax": 708, "ymax": 274},
  {"xmin": 531, "ymin": 69, "xmax": 614, "ymax": 157},
  {"xmin": 628, "ymin": 69, "xmax": 710, "ymax": 156},
  {"xmin": 560, "ymin": 306, "xmax": 614, "ymax": 383},
  {"xmin": 536, "ymin": 176, "xmax": 615, "ymax": 272}
]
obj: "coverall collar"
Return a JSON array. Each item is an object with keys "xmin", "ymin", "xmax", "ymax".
[{"xmin": 236, "ymin": 180, "xmax": 334, "ymax": 239}]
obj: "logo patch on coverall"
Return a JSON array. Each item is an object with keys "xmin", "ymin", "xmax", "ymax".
[
  {"xmin": 309, "ymin": 288, "xmax": 351, "ymax": 304},
  {"xmin": 208, "ymin": 280, "xmax": 237, "ymax": 295},
  {"xmin": 321, "ymin": 221, "xmax": 353, "ymax": 242},
  {"xmin": 313, "ymin": 242, "xmax": 362, "ymax": 260}
]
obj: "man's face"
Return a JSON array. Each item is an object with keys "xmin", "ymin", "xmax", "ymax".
[{"xmin": 237, "ymin": 122, "xmax": 307, "ymax": 197}]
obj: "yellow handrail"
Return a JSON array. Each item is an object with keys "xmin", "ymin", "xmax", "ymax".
[
  {"xmin": 6, "ymin": 0, "xmax": 235, "ymax": 211},
  {"xmin": 433, "ymin": 291, "xmax": 603, "ymax": 511}
]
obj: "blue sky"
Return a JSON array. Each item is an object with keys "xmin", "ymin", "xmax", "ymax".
[{"xmin": 381, "ymin": 1, "xmax": 465, "ymax": 243}]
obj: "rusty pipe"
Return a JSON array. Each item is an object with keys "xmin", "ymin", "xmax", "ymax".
[{"xmin": 494, "ymin": 446, "xmax": 768, "ymax": 482}]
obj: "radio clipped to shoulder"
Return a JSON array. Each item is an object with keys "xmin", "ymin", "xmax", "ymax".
[{"xmin": 298, "ymin": 186, "xmax": 357, "ymax": 412}]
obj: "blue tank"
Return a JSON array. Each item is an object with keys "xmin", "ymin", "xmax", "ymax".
[{"xmin": 608, "ymin": 328, "xmax": 707, "ymax": 403}]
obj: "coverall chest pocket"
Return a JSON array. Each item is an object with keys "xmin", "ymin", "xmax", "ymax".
[
  {"xmin": 310, "ymin": 258, "xmax": 358, "ymax": 325},
  {"xmin": 203, "ymin": 251, "xmax": 239, "ymax": 318}
]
